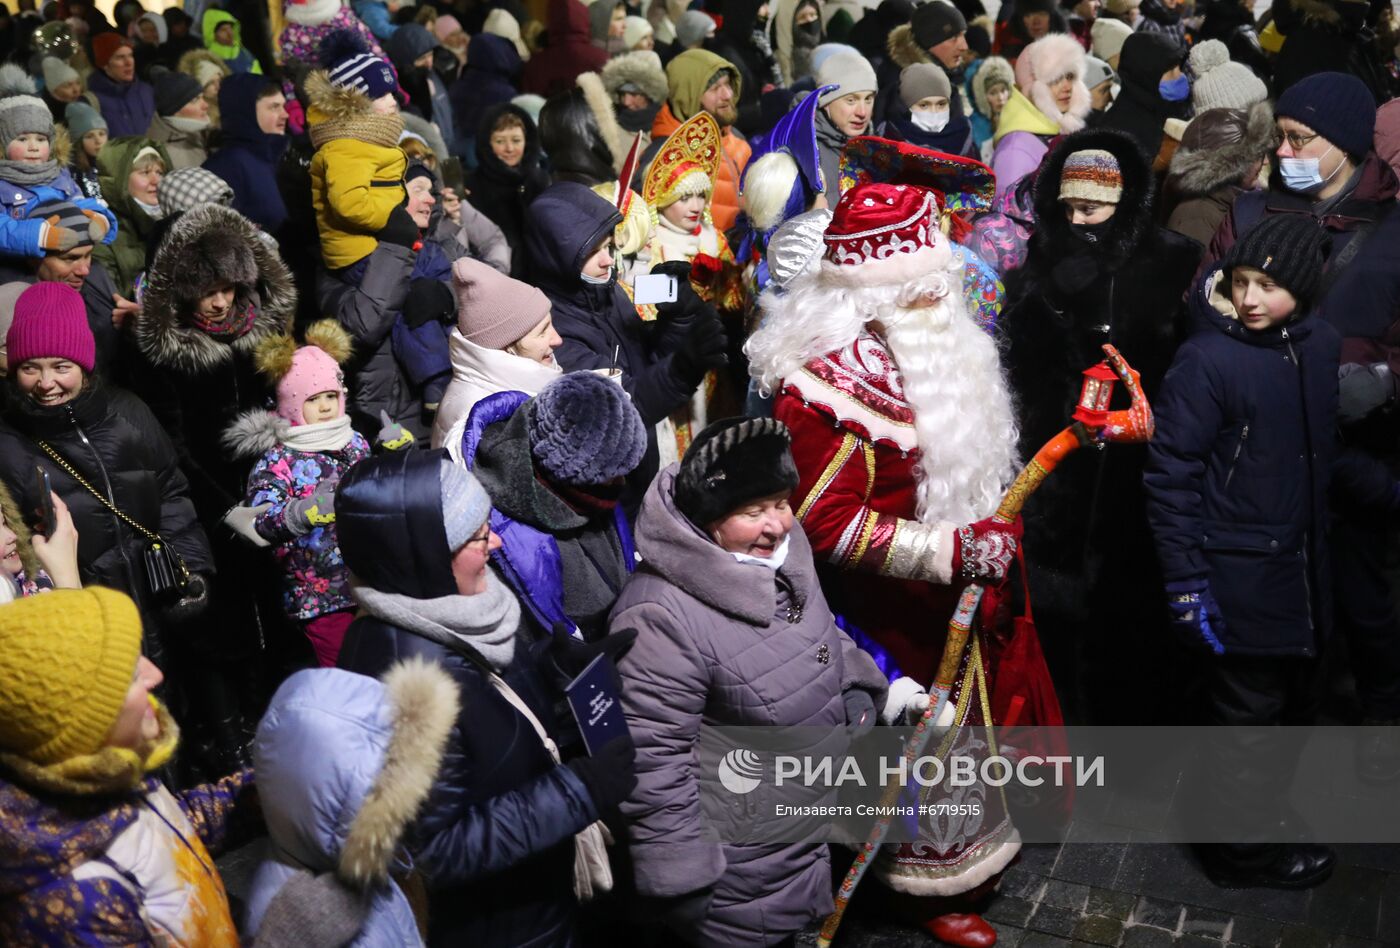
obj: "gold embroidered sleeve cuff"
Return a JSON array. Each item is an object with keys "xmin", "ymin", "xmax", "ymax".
[{"xmin": 881, "ymin": 518, "xmax": 955, "ymax": 584}]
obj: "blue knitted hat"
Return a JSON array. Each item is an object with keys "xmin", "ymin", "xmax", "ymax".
[
  {"xmin": 526, "ymin": 372, "xmax": 647, "ymax": 486},
  {"xmin": 438, "ymin": 460, "xmax": 491, "ymax": 552},
  {"xmin": 1275, "ymin": 71, "xmax": 1376, "ymax": 161}
]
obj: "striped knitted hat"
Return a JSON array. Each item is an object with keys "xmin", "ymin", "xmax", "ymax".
[
  {"xmin": 320, "ymin": 29, "xmax": 397, "ymax": 100},
  {"xmin": 1059, "ymin": 149, "xmax": 1122, "ymax": 203}
]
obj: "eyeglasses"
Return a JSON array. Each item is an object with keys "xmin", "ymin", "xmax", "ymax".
[
  {"xmin": 1282, "ymin": 130, "xmax": 1321, "ymax": 152},
  {"xmin": 463, "ymin": 530, "xmax": 492, "ymax": 550}
]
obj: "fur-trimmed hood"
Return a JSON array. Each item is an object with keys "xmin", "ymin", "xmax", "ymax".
[
  {"xmin": 970, "ymin": 55, "xmax": 1015, "ymax": 119},
  {"xmin": 885, "ymin": 22, "xmax": 931, "ymax": 71},
  {"xmin": 222, "ymin": 408, "xmax": 289, "ymax": 458},
  {"xmin": 576, "ymin": 69, "xmax": 628, "ymax": 173},
  {"xmin": 1015, "ymin": 34, "xmax": 1090, "ymax": 134},
  {"xmin": 601, "ymin": 50, "xmax": 668, "ymax": 105},
  {"xmin": 134, "ymin": 204, "xmax": 295, "ymax": 374},
  {"xmin": 253, "ymin": 659, "xmax": 458, "ymax": 887},
  {"xmin": 1167, "ymin": 101, "xmax": 1275, "ymax": 198},
  {"xmin": 1027, "ymin": 126, "xmax": 1156, "ymax": 290}
]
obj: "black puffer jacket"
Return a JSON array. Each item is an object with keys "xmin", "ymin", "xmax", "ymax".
[
  {"xmin": 335, "ymin": 449, "xmax": 597, "ymax": 948},
  {"xmin": 0, "ymin": 381, "xmax": 212, "ymax": 660},
  {"xmin": 525, "ymin": 183, "xmax": 702, "ymax": 493}
]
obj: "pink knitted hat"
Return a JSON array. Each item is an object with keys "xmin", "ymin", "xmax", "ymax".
[
  {"xmin": 434, "ymin": 14, "xmax": 463, "ymax": 40},
  {"xmin": 276, "ymin": 346, "xmax": 344, "ymax": 425},
  {"xmin": 6, "ymin": 283, "xmax": 95, "ymax": 372},
  {"xmin": 453, "ymin": 258, "xmax": 552, "ymax": 350}
]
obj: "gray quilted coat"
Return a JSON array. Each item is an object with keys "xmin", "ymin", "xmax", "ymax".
[{"xmin": 612, "ymin": 465, "xmax": 888, "ymax": 947}]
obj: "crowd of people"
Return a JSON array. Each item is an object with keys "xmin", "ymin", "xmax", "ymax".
[{"xmin": 0, "ymin": 0, "xmax": 1398, "ymax": 944}]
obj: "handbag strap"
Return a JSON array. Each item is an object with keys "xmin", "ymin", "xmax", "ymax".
[{"xmin": 36, "ymin": 440, "xmax": 189, "ymax": 577}]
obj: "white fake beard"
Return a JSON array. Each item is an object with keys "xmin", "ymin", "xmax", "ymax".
[{"xmin": 879, "ymin": 283, "xmax": 1021, "ymax": 525}]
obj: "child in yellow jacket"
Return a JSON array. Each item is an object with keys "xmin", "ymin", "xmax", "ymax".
[{"xmin": 306, "ymin": 32, "xmax": 409, "ymax": 271}]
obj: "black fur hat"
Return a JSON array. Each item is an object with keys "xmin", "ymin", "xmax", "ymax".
[{"xmin": 674, "ymin": 417, "xmax": 800, "ymax": 528}]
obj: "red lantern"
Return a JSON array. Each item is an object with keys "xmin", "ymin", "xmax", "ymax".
[{"xmin": 1073, "ymin": 361, "xmax": 1118, "ymax": 428}]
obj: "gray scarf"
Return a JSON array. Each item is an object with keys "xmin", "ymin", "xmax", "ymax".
[
  {"xmin": 352, "ymin": 573, "xmax": 521, "ymax": 670},
  {"xmin": 0, "ymin": 159, "xmax": 60, "ymax": 187}
]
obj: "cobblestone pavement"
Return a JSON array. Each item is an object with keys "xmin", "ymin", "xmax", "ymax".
[
  {"xmin": 220, "ymin": 837, "xmax": 1400, "ymax": 947},
  {"xmin": 798, "ymin": 841, "xmax": 1400, "ymax": 948}
]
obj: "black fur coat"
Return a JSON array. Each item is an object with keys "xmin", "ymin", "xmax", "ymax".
[{"xmin": 1000, "ymin": 127, "xmax": 1202, "ymax": 614}]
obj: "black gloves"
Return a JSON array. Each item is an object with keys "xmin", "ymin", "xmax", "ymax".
[
  {"xmin": 648, "ymin": 260, "xmax": 703, "ymax": 321},
  {"xmin": 546, "ymin": 629, "xmax": 637, "ymax": 682},
  {"xmin": 162, "ymin": 572, "xmax": 210, "ymax": 623},
  {"xmin": 567, "ymin": 732, "xmax": 638, "ymax": 813},
  {"xmin": 671, "ymin": 316, "xmax": 728, "ymax": 386},
  {"xmin": 378, "ymin": 204, "xmax": 419, "ymax": 248},
  {"xmin": 402, "ymin": 278, "xmax": 456, "ymax": 328}
]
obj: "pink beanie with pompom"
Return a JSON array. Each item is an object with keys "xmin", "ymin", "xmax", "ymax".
[{"xmin": 276, "ymin": 345, "xmax": 344, "ymax": 425}]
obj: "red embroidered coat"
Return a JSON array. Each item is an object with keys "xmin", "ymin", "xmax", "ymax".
[
  {"xmin": 775, "ymin": 331, "xmax": 961, "ymax": 684},
  {"xmin": 776, "ymin": 331, "xmax": 1022, "ymax": 898}
]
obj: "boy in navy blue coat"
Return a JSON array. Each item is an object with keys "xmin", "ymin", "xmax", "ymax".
[{"xmin": 1145, "ymin": 215, "xmax": 1399, "ymax": 891}]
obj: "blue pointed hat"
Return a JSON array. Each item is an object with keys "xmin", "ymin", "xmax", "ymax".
[{"xmin": 744, "ymin": 85, "xmax": 834, "ymax": 228}]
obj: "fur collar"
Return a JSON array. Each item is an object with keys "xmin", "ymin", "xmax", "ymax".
[
  {"xmin": 1168, "ymin": 101, "xmax": 1275, "ymax": 198},
  {"xmin": 576, "ymin": 70, "xmax": 628, "ymax": 174},
  {"xmin": 304, "ymin": 70, "xmax": 403, "ymax": 149},
  {"xmin": 339, "ymin": 658, "xmax": 458, "ymax": 886},
  {"xmin": 135, "ymin": 204, "xmax": 294, "ymax": 375},
  {"xmin": 885, "ymin": 23, "xmax": 930, "ymax": 71}
]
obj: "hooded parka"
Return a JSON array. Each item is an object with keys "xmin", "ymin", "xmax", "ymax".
[
  {"xmin": 335, "ymin": 449, "xmax": 601, "ymax": 948},
  {"xmin": 613, "ymin": 465, "xmax": 888, "ymax": 946}
]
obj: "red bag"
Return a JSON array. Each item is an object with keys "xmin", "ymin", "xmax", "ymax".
[{"xmin": 987, "ymin": 552, "xmax": 1073, "ymax": 827}]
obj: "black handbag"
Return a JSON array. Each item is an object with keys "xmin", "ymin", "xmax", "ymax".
[{"xmin": 38, "ymin": 440, "xmax": 191, "ymax": 602}]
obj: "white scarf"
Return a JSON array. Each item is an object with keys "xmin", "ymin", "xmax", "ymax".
[{"xmin": 279, "ymin": 414, "xmax": 354, "ymax": 453}]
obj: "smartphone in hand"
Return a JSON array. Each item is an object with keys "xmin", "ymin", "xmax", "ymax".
[
  {"xmin": 33, "ymin": 467, "xmax": 55, "ymax": 539},
  {"xmin": 633, "ymin": 273, "xmax": 678, "ymax": 306}
]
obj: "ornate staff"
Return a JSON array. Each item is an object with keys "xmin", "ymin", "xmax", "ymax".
[{"xmin": 819, "ymin": 344, "xmax": 1154, "ymax": 947}]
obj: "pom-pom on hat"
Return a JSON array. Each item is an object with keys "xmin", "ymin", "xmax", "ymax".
[
  {"xmin": 673, "ymin": 417, "xmax": 801, "ymax": 529},
  {"xmin": 320, "ymin": 28, "xmax": 397, "ymax": 100},
  {"xmin": 255, "ymin": 319, "xmax": 354, "ymax": 425},
  {"xmin": 1188, "ymin": 39, "xmax": 1267, "ymax": 113},
  {"xmin": 0, "ymin": 65, "xmax": 54, "ymax": 148},
  {"xmin": 526, "ymin": 372, "xmax": 647, "ymax": 486},
  {"xmin": 1059, "ymin": 148, "xmax": 1122, "ymax": 203},
  {"xmin": 6, "ymin": 281, "xmax": 94, "ymax": 372},
  {"xmin": 1221, "ymin": 214, "xmax": 1332, "ymax": 308}
]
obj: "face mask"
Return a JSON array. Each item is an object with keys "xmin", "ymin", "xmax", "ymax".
[
  {"xmin": 794, "ymin": 20, "xmax": 822, "ymax": 47},
  {"xmin": 1158, "ymin": 75, "xmax": 1190, "ymax": 102},
  {"xmin": 910, "ymin": 109, "xmax": 950, "ymax": 133},
  {"xmin": 579, "ymin": 269, "xmax": 613, "ymax": 285},
  {"xmin": 1280, "ymin": 144, "xmax": 1343, "ymax": 194},
  {"xmin": 1070, "ymin": 221, "xmax": 1111, "ymax": 243},
  {"xmin": 730, "ymin": 534, "xmax": 791, "ymax": 571}
]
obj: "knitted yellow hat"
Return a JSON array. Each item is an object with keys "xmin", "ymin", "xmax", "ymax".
[{"xmin": 0, "ymin": 587, "xmax": 142, "ymax": 766}]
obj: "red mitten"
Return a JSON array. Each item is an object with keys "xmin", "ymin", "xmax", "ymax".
[{"xmin": 952, "ymin": 514, "xmax": 1022, "ymax": 585}]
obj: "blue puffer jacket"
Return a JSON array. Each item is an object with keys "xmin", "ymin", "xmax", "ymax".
[
  {"xmin": 245, "ymin": 665, "xmax": 458, "ymax": 946},
  {"xmin": 0, "ymin": 169, "xmax": 118, "ymax": 256},
  {"xmin": 458, "ymin": 390, "xmax": 636, "ymax": 641},
  {"xmin": 335, "ymin": 449, "xmax": 597, "ymax": 948},
  {"xmin": 1144, "ymin": 266, "xmax": 1397, "ymax": 656}
]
